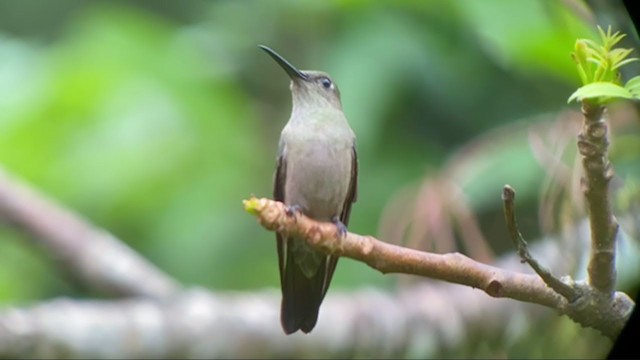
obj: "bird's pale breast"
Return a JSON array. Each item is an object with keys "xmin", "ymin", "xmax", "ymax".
[{"xmin": 282, "ymin": 124, "xmax": 353, "ymax": 222}]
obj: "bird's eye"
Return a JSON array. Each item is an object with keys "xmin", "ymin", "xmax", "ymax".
[{"xmin": 320, "ymin": 77, "xmax": 332, "ymax": 89}]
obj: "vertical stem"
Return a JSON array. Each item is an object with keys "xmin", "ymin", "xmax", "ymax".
[{"xmin": 579, "ymin": 102, "xmax": 619, "ymax": 295}]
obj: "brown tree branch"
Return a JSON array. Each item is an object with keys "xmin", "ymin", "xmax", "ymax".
[
  {"xmin": 579, "ymin": 102, "xmax": 619, "ymax": 294},
  {"xmin": 244, "ymin": 197, "xmax": 635, "ymax": 339},
  {"xmin": 502, "ymin": 185, "xmax": 579, "ymax": 302},
  {"xmin": 244, "ymin": 198, "xmax": 563, "ymax": 308},
  {"xmin": 0, "ymin": 166, "xmax": 181, "ymax": 298}
]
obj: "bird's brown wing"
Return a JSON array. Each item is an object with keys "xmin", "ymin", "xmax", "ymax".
[
  {"xmin": 274, "ymin": 153, "xmax": 327, "ymax": 334},
  {"xmin": 273, "ymin": 154, "xmax": 287, "ymax": 285}
]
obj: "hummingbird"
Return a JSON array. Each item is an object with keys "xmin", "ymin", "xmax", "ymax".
[{"xmin": 259, "ymin": 45, "xmax": 358, "ymax": 335}]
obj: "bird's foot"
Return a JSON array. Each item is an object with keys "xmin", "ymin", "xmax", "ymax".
[
  {"xmin": 285, "ymin": 204, "xmax": 303, "ymax": 218},
  {"xmin": 332, "ymin": 216, "xmax": 348, "ymax": 239}
]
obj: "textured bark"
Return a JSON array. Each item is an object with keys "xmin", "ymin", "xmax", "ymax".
[{"xmin": 579, "ymin": 103, "xmax": 619, "ymax": 294}]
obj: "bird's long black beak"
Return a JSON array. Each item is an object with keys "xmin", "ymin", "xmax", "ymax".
[{"xmin": 259, "ymin": 45, "xmax": 309, "ymax": 81}]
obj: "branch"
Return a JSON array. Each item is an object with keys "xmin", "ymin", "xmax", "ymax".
[
  {"xmin": 244, "ymin": 198, "xmax": 562, "ymax": 308},
  {"xmin": 500, "ymin": 184, "xmax": 634, "ymax": 338},
  {"xmin": 0, "ymin": 166, "xmax": 180, "ymax": 298},
  {"xmin": 0, "ymin": 282, "xmax": 570, "ymax": 359},
  {"xmin": 244, "ymin": 197, "xmax": 634, "ymax": 339},
  {"xmin": 502, "ymin": 185, "xmax": 579, "ymax": 302},
  {"xmin": 579, "ymin": 102, "xmax": 619, "ymax": 294}
]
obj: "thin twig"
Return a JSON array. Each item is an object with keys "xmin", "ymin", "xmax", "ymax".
[{"xmin": 501, "ymin": 185, "xmax": 580, "ymax": 302}]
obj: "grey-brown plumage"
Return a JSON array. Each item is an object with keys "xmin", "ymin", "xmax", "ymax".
[{"xmin": 259, "ymin": 45, "xmax": 358, "ymax": 335}]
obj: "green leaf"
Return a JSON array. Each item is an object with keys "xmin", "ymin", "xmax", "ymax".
[
  {"xmin": 613, "ymin": 57, "xmax": 639, "ymax": 71},
  {"xmin": 568, "ymin": 82, "xmax": 634, "ymax": 103},
  {"xmin": 625, "ymin": 76, "xmax": 640, "ymax": 98},
  {"xmin": 587, "ymin": 57, "xmax": 602, "ymax": 67},
  {"xmin": 610, "ymin": 48, "xmax": 633, "ymax": 66},
  {"xmin": 583, "ymin": 38, "xmax": 601, "ymax": 50},
  {"xmin": 597, "ymin": 25, "xmax": 608, "ymax": 45},
  {"xmin": 593, "ymin": 65, "xmax": 606, "ymax": 82},
  {"xmin": 609, "ymin": 31, "xmax": 626, "ymax": 49},
  {"xmin": 577, "ymin": 65, "xmax": 589, "ymax": 85},
  {"xmin": 573, "ymin": 39, "xmax": 590, "ymax": 65}
]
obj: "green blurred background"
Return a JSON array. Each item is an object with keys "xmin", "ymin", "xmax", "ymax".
[{"xmin": 0, "ymin": 0, "xmax": 638, "ymax": 358}]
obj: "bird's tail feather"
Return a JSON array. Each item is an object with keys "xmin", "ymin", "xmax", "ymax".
[{"xmin": 280, "ymin": 253, "xmax": 327, "ymax": 334}]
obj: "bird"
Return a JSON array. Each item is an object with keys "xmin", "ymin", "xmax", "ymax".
[{"xmin": 259, "ymin": 45, "xmax": 358, "ymax": 335}]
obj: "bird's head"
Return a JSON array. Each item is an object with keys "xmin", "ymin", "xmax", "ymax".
[{"xmin": 259, "ymin": 45, "xmax": 342, "ymax": 110}]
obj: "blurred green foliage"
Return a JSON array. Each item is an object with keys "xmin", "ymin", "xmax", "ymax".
[{"xmin": 0, "ymin": 0, "xmax": 638, "ymax": 357}]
